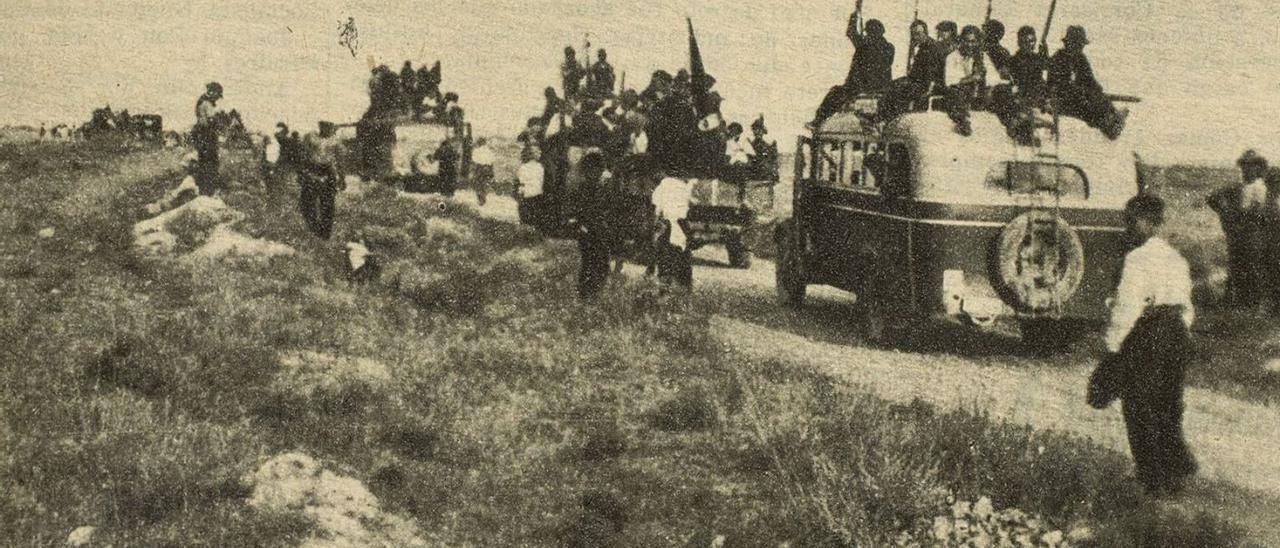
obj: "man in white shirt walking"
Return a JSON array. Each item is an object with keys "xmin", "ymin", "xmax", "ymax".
[{"xmin": 1091, "ymin": 194, "xmax": 1197, "ymax": 498}]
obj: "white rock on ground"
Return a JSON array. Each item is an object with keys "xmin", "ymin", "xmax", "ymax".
[
  {"xmin": 1264, "ymin": 360, "xmax": 1280, "ymax": 374},
  {"xmin": 244, "ymin": 452, "xmax": 426, "ymax": 548},
  {"xmin": 38, "ymin": 227, "xmax": 55, "ymax": 238},
  {"xmin": 275, "ymin": 351, "xmax": 392, "ymax": 399},
  {"xmin": 131, "ymin": 196, "xmax": 244, "ymax": 255},
  {"xmin": 184, "ymin": 224, "xmax": 295, "ymax": 262},
  {"xmin": 65, "ymin": 526, "xmax": 95, "ymax": 546}
]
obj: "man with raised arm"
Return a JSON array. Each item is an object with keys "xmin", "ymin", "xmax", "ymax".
[{"xmin": 813, "ymin": 14, "xmax": 895, "ymax": 126}]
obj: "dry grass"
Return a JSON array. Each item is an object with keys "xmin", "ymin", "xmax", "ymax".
[{"xmin": 0, "ymin": 141, "xmax": 1253, "ymax": 545}]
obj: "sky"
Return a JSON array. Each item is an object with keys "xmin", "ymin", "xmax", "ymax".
[{"xmin": 3, "ymin": 0, "xmax": 1279, "ymax": 165}]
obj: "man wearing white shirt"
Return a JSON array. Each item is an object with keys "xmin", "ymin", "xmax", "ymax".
[
  {"xmin": 471, "ymin": 138, "xmax": 496, "ymax": 206},
  {"xmin": 516, "ymin": 151, "xmax": 547, "ymax": 228},
  {"xmin": 725, "ymin": 123, "xmax": 756, "ymax": 166},
  {"xmin": 943, "ymin": 26, "xmax": 986, "ymax": 136},
  {"xmin": 1093, "ymin": 195, "xmax": 1197, "ymax": 497},
  {"xmin": 651, "ymin": 170, "xmax": 692, "ymax": 288}
]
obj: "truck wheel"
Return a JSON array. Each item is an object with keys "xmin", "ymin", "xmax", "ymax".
[
  {"xmin": 726, "ymin": 235, "xmax": 752, "ymax": 269},
  {"xmin": 775, "ymin": 224, "xmax": 806, "ymax": 306}
]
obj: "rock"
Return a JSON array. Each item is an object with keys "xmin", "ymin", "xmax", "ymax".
[
  {"xmin": 184, "ymin": 225, "xmax": 295, "ymax": 262},
  {"xmin": 244, "ymin": 452, "xmax": 425, "ymax": 547},
  {"xmin": 932, "ymin": 516, "xmax": 952, "ymax": 541},
  {"xmin": 972, "ymin": 496, "xmax": 995, "ymax": 521},
  {"xmin": 1264, "ymin": 359, "xmax": 1280, "ymax": 374},
  {"xmin": 132, "ymin": 196, "xmax": 244, "ymax": 255},
  {"xmin": 66, "ymin": 525, "xmax": 95, "ymax": 546},
  {"xmin": 1041, "ymin": 530, "xmax": 1065, "ymax": 546},
  {"xmin": 275, "ymin": 351, "xmax": 391, "ymax": 401},
  {"xmin": 951, "ymin": 499, "xmax": 972, "ymax": 519},
  {"xmin": 38, "ymin": 227, "xmax": 55, "ymax": 239},
  {"xmin": 1067, "ymin": 525, "xmax": 1093, "ymax": 543}
]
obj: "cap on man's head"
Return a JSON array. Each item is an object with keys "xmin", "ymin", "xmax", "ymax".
[
  {"xmin": 444, "ymin": 92, "xmax": 459, "ymax": 102},
  {"xmin": 206, "ymin": 82, "xmax": 223, "ymax": 95},
  {"xmin": 564, "ymin": 46, "xmax": 576, "ymax": 56},
  {"xmin": 1063, "ymin": 25, "xmax": 1089, "ymax": 45},
  {"xmin": 1238, "ymin": 149, "xmax": 1269, "ymax": 170}
]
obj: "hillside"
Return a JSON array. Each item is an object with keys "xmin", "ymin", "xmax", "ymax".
[{"xmin": 0, "ymin": 140, "xmax": 1259, "ymax": 546}]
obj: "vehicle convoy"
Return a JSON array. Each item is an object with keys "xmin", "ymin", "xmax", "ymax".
[{"xmin": 775, "ymin": 100, "xmax": 1141, "ymax": 345}]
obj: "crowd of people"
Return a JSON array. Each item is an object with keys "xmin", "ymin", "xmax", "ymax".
[
  {"xmin": 517, "ymin": 45, "xmax": 779, "ymax": 190},
  {"xmin": 365, "ymin": 59, "xmax": 465, "ymax": 129},
  {"xmin": 817, "ymin": 10, "xmax": 1128, "ymax": 142},
  {"xmin": 512, "ymin": 43, "xmax": 784, "ymax": 297}
]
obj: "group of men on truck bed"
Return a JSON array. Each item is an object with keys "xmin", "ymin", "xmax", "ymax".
[
  {"xmin": 815, "ymin": 9, "xmax": 1127, "ymax": 142},
  {"xmin": 517, "ymin": 45, "xmax": 778, "ymax": 194}
]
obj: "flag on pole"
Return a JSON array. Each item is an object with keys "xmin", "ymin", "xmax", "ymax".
[{"xmin": 687, "ymin": 17, "xmax": 711, "ymax": 118}]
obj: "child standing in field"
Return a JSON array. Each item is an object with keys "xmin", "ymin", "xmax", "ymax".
[{"xmin": 1093, "ymin": 194, "xmax": 1197, "ymax": 497}]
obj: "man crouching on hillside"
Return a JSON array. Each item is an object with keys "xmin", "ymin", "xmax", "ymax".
[{"xmin": 1091, "ymin": 194, "xmax": 1197, "ymax": 497}]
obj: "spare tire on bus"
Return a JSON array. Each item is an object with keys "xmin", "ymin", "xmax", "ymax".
[{"xmin": 993, "ymin": 210, "xmax": 1086, "ymax": 314}]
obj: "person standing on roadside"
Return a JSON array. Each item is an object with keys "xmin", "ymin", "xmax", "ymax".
[
  {"xmin": 193, "ymin": 82, "xmax": 224, "ymax": 196},
  {"xmin": 471, "ymin": 138, "xmax": 496, "ymax": 206},
  {"xmin": 1091, "ymin": 194, "xmax": 1197, "ymax": 497},
  {"xmin": 1208, "ymin": 150, "xmax": 1269, "ymax": 308},
  {"xmin": 574, "ymin": 153, "xmax": 613, "ymax": 299},
  {"xmin": 651, "ymin": 166, "xmax": 692, "ymax": 289}
]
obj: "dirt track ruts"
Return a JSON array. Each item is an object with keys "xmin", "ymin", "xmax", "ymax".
[{"xmin": 454, "ymin": 189, "xmax": 1280, "ymax": 542}]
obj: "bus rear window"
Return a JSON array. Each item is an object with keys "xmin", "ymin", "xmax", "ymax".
[{"xmin": 984, "ymin": 162, "xmax": 1089, "ymax": 199}]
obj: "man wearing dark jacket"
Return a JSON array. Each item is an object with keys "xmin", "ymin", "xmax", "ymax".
[
  {"xmin": 1048, "ymin": 26, "xmax": 1127, "ymax": 139},
  {"xmin": 875, "ymin": 20, "xmax": 945, "ymax": 123},
  {"xmin": 1009, "ymin": 26, "xmax": 1048, "ymax": 102},
  {"xmin": 813, "ymin": 16, "xmax": 896, "ymax": 126},
  {"xmin": 574, "ymin": 153, "xmax": 614, "ymax": 299}
]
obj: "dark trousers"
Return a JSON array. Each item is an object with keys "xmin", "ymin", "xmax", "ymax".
[
  {"xmin": 655, "ymin": 224, "xmax": 692, "ymax": 289},
  {"xmin": 473, "ymin": 165, "xmax": 493, "ymax": 205},
  {"xmin": 1056, "ymin": 86, "xmax": 1121, "ymax": 134},
  {"xmin": 193, "ymin": 127, "xmax": 220, "ymax": 196},
  {"xmin": 814, "ymin": 85, "xmax": 854, "ymax": 125},
  {"xmin": 877, "ymin": 78, "xmax": 931, "ymax": 122},
  {"xmin": 577, "ymin": 231, "xmax": 611, "ymax": 299},
  {"xmin": 299, "ymin": 174, "xmax": 337, "ymax": 240},
  {"xmin": 944, "ymin": 82, "xmax": 982, "ymax": 131},
  {"xmin": 1117, "ymin": 307, "xmax": 1197, "ymax": 495}
]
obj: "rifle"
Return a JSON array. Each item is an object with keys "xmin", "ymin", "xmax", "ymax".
[
  {"xmin": 1040, "ymin": 0, "xmax": 1058, "ymax": 54},
  {"xmin": 984, "ymin": 0, "xmax": 993, "ymax": 25},
  {"xmin": 854, "ymin": 0, "xmax": 864, "ymax": 35},
  {"xmin": 905, "ymin": 0, "xmax": 920, "ymax": 73},
  {"xmin": 582, "ymin": 32, "xmax": 592, "ymax": 95}
]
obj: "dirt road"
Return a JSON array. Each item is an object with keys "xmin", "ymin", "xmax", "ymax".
[{"xmin": 453, "ymin": 190, "xmax": 1280, "ymax": 541}]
